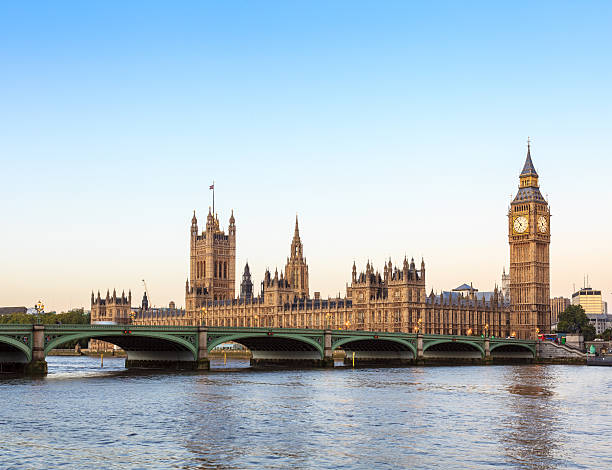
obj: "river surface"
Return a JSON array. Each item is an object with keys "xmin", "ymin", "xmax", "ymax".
[{"xmin": 1, "ymin": 357, "xmax": 610, "ymax": 469}]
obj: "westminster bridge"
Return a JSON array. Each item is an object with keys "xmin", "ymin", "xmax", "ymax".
[{"xmin": 0, "ymin": 324, "xmax": 541, "ymax": 375}]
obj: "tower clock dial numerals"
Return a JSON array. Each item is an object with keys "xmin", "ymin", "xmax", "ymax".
[
  {"xmin": 538, "ymin": 216, "xmax": 548, "ymax": 233},
  {"xmin": 513, "ymin": 216, "xmax": 528, "ymax": 233}
]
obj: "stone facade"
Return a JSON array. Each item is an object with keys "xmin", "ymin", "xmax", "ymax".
[
  {"xmin": 89, "ymin": 289, "xmax": 131, "ymax": 351},
  {"xmin": 550, "ymin": 296, "xmax": 570, "ymax": 326},
  {"xmin": 96, "ymin": 145, "xmax": 551, "ymax": 341},
  {"xmin": 508, "ymin": 142, "xmax": 551, "ymax": 339},
  {"xmin": 186, "ymin": 207, "xmax": 236, "ymax": 310}
]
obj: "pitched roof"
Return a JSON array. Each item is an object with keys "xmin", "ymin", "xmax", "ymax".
[
  {"xmin": 512, "ymin": 186, "xmax": 545, "ymax": 203},
  {"xmin": 520, "ymin": 146, "xmax": 538, "ymax": 177},
  {"xmin": 453, "ymin": 283, "xmax": 472, "ymax": 291}
]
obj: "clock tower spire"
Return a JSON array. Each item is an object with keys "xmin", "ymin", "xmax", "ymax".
[{"xmin": 508, "ymin": 139, "xmax": 551, "ymax": 339}]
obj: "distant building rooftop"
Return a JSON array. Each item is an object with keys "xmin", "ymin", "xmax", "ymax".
[
  {"xmin": 572, "ymin": 287, "xmax": 602, "ymax": 297},
  {"xmin": 0, "ymin": 306, "xmax": 27, "ymax": 316}
]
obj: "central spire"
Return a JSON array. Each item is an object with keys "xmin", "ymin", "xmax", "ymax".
[
  {"xmin": 294, "ymin": 214, "xmax": 300, "ymax": 239},
  {"xmin": 513, "ymin": 138, "xmax": 545, "ymax": 202},
  {"xmin": 520, "ymin": 137, "xmax": 538, "ymax": 178}
]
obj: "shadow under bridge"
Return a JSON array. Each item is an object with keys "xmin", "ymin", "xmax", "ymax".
[
  {"xmin": 0, "ymin": 338, "xmax": 31, "ymax": 365},
  {"xmin": 333, "ymin": 335, "xmax": 416, "ymax": 365},
  {"xmin": 44, "ymin": 326, "xmax": 199, "ymax": 368},
  {"xmin": 207, "ymin": 330, "xmax": 325, "ymax": 366},
  {"xmin": 422, "ymin": 338, "xmax": 484, "ymax": 362}
]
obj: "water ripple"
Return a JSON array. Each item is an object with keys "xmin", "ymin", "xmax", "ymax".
[{"xmin": 1, "ymin": 358, "xmax": 611, "ymax": 469}]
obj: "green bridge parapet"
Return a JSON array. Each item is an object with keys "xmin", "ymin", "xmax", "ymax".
[{"xmin": 0, "ymin": 324, "xmax": 540, "ymax": 375}]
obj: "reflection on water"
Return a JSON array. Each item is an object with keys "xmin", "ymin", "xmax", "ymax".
[
  {"xmin": 502, "ymin": 366, "xmax": 560, "ymax": 469},
  {"xmin": 1, "ymin": 357, "xmax": 611, "ymax": 469}
]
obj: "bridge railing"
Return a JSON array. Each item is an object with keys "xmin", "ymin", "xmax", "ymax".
[
  {"xmin": 0, "ymin": 324, "xmax": 38, "ymax": 328},
  {"xmin": 44, "ymin": 324, "xmax": 198, "ymax": 331}
]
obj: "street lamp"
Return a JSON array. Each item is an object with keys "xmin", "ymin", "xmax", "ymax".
[
  {"xmin": 254, "ymin": 314, "xmax": 259, "ymax": 328},
  {"xmin": 34, "ymin": 300, "xmax": 44, "ymax": 324},
  {"xmin": 414, "ymin": 317, "xmax": 423, "ymax": 334},
  {"xmin": 484, "ymin": 323, "xmax": 489, "ymax": 337}
]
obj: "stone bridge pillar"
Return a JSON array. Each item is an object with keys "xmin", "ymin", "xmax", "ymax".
[
  {"xmin": 25, "ymin": 325, "xmax": 48, "ymax": 376},
  {"xmin": 197, "ymin": 327, "xmax": 210, "ymax": 370},
  {"xmin": 484, "ymin": 338, "xmax": 490, "ymax": 357},
  {"xmin": 323, "ymin": 330, "xmax": 333, "ymax": 367},
  {"xmin": 416, "ymin": 333, "xmax": 423, "ymax": 361}
]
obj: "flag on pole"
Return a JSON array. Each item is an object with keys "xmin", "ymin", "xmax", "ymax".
[{"xmin": 209, "ymin": 183, "xmax": 214, "ymax": 190}]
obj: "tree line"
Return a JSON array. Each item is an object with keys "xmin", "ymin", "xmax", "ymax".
[{"xmin": 0, "ymin": 308, "xmax": 90, "ymax": 325}]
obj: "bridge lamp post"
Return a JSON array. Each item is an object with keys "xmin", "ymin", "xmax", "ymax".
[
  {"xmin": 200, "ymin": 307, "xmax": 208, "ymax": 326},
  {"xmin": 345, "ymin": 321, "xmax": 351, "ymax": 331},
  {"xmin": 414, "ymin": 317, "xmax": 423, "ymax": 334},
  {"xmin": 325, "ymin": 313, "xmax": 332, "ymax": 329},
  {"xmin": 467, "ymin": 328, "xmax": 473, "ymax": 336},
  {"xmin": 254, "ymin": 314, "xmax": 259, "ymax": 328},
  {"xmin": 484, "ymin": 323, "xmax": 489, "ymax": 337},
  {"xmin": 34, "ymin": 300, "xmax": 44, "ymax": 325}
]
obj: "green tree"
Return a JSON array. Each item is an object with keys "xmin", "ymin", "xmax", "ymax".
[
  {"xmin": 0, "ymin": 312, "xmax": 33, "ymax": 324},
  {"xmin": 596, "ymin": 328, "xmax": 612, "ymax": 341},
  {"xmin": 556, "ymin": 305, "xmax": 596, "ymax": 341},
  {"xmin": 55, "ymin": 308, "xmax": 90, "ymax": 325}
]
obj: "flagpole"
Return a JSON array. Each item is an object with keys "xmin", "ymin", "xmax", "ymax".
[{"xmin": 212, "ymin": 180, "xmax": 215, "ymax": 215}]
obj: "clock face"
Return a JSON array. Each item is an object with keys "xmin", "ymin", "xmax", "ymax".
[
  {"xmin": 538, "ymin": 216, "xmax": 548, "ymax": 233},
  {"xmin": 513, "ymin": 216, "xmax": 528, "ymax": 233}
]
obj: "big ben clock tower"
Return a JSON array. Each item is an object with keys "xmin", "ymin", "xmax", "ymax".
[{"xmin": 509, "ymin": 140, "xmax": 551, "ymax": 339}]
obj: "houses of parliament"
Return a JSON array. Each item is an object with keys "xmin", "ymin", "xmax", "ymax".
[{"xmin": 91, "ymin": 145, "xmax": 551, "ymax": 340}]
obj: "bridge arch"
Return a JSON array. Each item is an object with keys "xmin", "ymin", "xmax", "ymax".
[
  {"xmin": 207, "ymin": 332, "xmax": 324, "ymax": 357},
  {"xmin": 490, "ymin": 342, "xmax": 535, "ymax": 358},
  {"xmin": 0, "ymin": 335, "xmax": 32, "ymax": 363},
  {"xmin": 332, "ymin": 336, "xmax": 417, "ymax": 358},
  {"xmin": 423, "ymin": 339, "xmax": 485, "ymax": 358},
  {"xmin": 44, "ymin": 331, "xmax": 198, "ymax": 361}
]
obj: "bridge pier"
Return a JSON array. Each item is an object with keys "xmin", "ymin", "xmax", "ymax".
[
  {"xmin": 24, "ymin": 325, "xmax": 47, "ymax": 376},
  {"xmin": 417, "ymin": 333, "xmax": 424, "ymax": 362},
  {"xmin": 484, "ymin": 337, "xmax": 492, "ymax": 364},
  {"xmin": 197, "ymin": 327, "xmax": 210, "ymax": 370},
  {"xmin": 323, "ymin": 329, "xmax": 334, "ymax": 367}
]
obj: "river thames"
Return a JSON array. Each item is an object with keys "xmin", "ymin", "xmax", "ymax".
[{"xmin": 1, "ymin": 357, "xmax": 610, "ymax": 469}]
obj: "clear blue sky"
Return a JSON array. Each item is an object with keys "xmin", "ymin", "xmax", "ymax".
[{"xmin": 2, "ymin": 1, "xmax": 611, "ymax": 312}]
